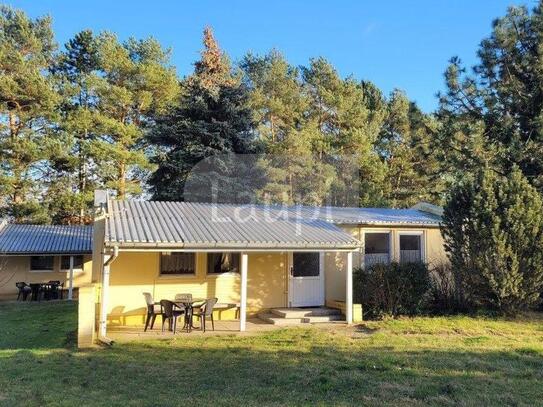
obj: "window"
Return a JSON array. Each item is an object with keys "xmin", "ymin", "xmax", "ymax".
[
  {"xmin": 160, "ymin": 252, "xmax": 196, "ymax": 275},
  {"xmin": 30, "ymin": 256, "xmax": 54, "ymax": 271},
  {"xmin": 61, "ymin": 255, "xmax": 84, "ymax": 271},
  {"xmin": 364, "ymin": 233, "xmax": 390, "ymax": 267},
  {"xmin": 399, "ymin": 234, "xmax": 422, "ymax": 263},
  {"xmin": 292, "ymin": 253, "xmax": 320, "ymax": 277},
  {"xmin": 207, "ymin": 253, "xmax": 240, "ymax": 274}
]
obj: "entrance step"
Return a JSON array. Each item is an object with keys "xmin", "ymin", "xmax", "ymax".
[
  {"xmin": 257, "ymin": 313, "xmax": 305, "ymax": 325},
  {"xmin": 258, "ymin": 307, "xmax": 344, "ymax": 325},
  {"xmin": 270, "ymin": 307, "xmax": 341, "ymax": 319},
  {"xmin": 301, "ymin": 315, "xmax": 344, "ymax": 323}
]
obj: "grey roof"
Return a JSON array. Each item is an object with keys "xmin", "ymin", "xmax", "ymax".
[
  {"xmin": 292, "ymin": 206, "xmax": 442, "ymax": 226},
  {"xmin": 0, "ymin": 223, "xmax": 93, "ymax": 255},
  {"xmin": 105, "ymin": 201, "xmax": 360, "ymax": 250}
]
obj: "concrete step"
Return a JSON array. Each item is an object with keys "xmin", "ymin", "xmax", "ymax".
[
  {"xmin": 301, "ymin": 315, "xmax": 344, "ymax": 323},
  {"xmin": 257, "ymin": 313, "xmax": 306, "ymax": 325},
  {"xmin": 270, "ymin": 307, "xmax": 341, "ymax": 319}
]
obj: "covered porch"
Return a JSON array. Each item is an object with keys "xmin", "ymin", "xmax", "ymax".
[
  {"xmin": 96, "ymin": 248, "xmax": 356, "ymax": 335},
  {"xmin": 80, "ymin": 200, "xmax": 360, "ymax": 346}
]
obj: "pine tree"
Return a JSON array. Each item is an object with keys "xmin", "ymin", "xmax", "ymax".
[
  {"xmin": 241, "ymin": 51, "xmax": 324, "ymax": 204},
  {"xmin": 49, "ymin": 30, "xmax": 102, "ymax": 223},
  {"xmin": 379, "ymin": 90, "xmax": 443, "ymax": 207},
  {"xmin": 437, "ymin": 2, "xmax": 543, "ymax": 191},
  {"xmin": 0, "ymin": 6, "xmax": 59, "ymax": 223},
  {"xmin": 94, "ymin": 33, "xmax": 179, "ymax": 199},
  {"xmin": 148, "ymin": 27, "xmax": 256, "ymax": 202},
  {"xmin": 301, "ymin": 58, "xmax": 387, "ymax": 206},
  {"xmin": 442, "ymin": 167, "xmax": 543, "ymax": 313}
]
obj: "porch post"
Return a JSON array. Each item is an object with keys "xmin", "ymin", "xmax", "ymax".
[
  {"xmin": 346, "ymin": 251, "xmax": 353, "ymax": 324},
  {"xmin": 68, "ymin": 255, "xmax": 74, "ymax": 300},
  {"xmin": 99, "ymin": 256, "xmax": 111, "ymax": 338},
  {"xmin": 240, "ymin": 252, "xmax": 248, "ymax": 332}
]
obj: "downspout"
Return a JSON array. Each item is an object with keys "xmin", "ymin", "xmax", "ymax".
[{"xmin": 98, "ymin": 245, "xmax": 119, "ymax": 344}]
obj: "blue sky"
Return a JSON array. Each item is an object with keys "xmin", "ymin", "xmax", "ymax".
[{"xmin": 8, "ymin": 0, "xmax": 531, "ymax": 112}]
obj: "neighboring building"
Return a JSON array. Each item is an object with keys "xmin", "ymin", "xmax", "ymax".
[
  {"xmin": 0, "ymin": 220, "xmax": 93, "ymax": 300},
  {"xmin": 80, "ymin": 197, "xmax": 445, "ymax": 345}
]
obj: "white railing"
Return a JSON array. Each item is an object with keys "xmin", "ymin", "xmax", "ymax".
[
  {"xmin": 364, "ymin": 253, "xmax": 390, "ymax": 268},
  {"xmin": 400, "ymin": 250, "xmax": 421, "ymax": 264}
]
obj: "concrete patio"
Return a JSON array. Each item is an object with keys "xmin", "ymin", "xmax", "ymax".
[{"xmin": 107, "ymin": 318, "xmax": 281, "ymax": 342}]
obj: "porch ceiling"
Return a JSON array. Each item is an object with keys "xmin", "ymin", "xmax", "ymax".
[{"xmin": 105, "ymin": 201, "xmax": 359, "ymax": 251}]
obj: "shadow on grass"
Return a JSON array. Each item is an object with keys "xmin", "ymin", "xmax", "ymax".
[
  {"xmin": 0, "ymin": 336, "xmax": 542, "ymax": 406},
  {"xmin": 0, "ymin": 301, "xmax": 77, "ymax": 350}
]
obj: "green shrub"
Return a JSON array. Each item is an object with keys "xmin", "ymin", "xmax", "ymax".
[
  {"xmin": 353, "ymin": 262, "xmax": 430, "ymax": 319},
  {"xmin": 441, "ymin": 167, "xmax": 543, "ymax": 314},
  {"xmin": 426, "ymin": 262, "xmax": 467, "ymax": 314}
]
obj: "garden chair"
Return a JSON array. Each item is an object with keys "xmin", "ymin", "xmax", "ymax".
[
  {"xmin": 193, "ymin": 297, "xmax": 218, "ymax": 332},
  {"xmin": 160, "ymin": 299, "xmax": 185, "ymax": 334},
  {"xmin": 142, "ymin": 292, "xmax": 161, "ymax": 331},
  {"xmin": 174, "ymin": 293, "xmax": 192, "ymax": 303},
  {"xmin": 15, "ymin": 282, "xmax": 31, "ymax": 301}
]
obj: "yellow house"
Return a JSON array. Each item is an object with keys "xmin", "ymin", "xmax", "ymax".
[
  {"xmin": 79, "ymin": 196, "xmax": 446, "ymax": 346},
  {"xmin": 0, "ymin": 221, "xmax": 93, "ymax": 301}
]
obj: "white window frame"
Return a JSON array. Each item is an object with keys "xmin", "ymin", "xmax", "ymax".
[
  {"xmin": 362, "ymin": 230, "xmax": 393, "ymax": 269},
  {"xmin": 60, "ymin": 255, "xmax": 85, "ymax": 272},
  {"xmin": 29, "ymin": 255, "xmax": 56, "ymax": 273},
  {"xmin": 397, "ymin": 231, "xmax": 425, "ymax": 264}
]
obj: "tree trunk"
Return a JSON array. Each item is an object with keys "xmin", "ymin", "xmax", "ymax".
[{"xmin": 118, "ymin": 161, "xmax": 126, "ymax": 200}]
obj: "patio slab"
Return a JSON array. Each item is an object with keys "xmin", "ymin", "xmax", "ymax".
[{"xmin": 107, "ymin": 318, "xmax": 281, "ymax": 342}]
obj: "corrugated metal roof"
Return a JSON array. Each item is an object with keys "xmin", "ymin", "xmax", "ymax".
[
  {"xmin": 105, "ymin": 201, "xmax": 360, "ymax": 250},
  {"xmin": 291, "ymin": 206, "xmax": 441, "ymax": 226},
  {"xmin": 0, "ymin": 223, "xmax": 93, "ymax": 254}
]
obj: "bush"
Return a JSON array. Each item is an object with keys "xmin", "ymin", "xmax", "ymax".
[
  {"xmin": 426, "ymin": 262, "xmax": 467, "ymax": 314},
  {"xmin": 353, "ymin": 262, "xmax": 430, "ymax": 319},
  {"xmin": 442, "ymin": 167, "xmax": 543, "ymax": 314}
]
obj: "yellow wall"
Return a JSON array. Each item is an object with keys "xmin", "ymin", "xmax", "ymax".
[
  {"xmin": 105, "ymin": 251, "xmax": 287, "ymax": 326},
  {"xmin": 0, "ymin": 255, "xmax": 92, "ymax": 300},
  {"xmin": 324, "ymin": 225, "xmax": 448, "ymax": 304}
]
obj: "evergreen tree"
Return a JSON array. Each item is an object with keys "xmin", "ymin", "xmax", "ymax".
[
  {"xmin": 442, "ymin": 167, "xmax": 543, "ymax": 313},
  {"xmin": 379, "ymin": 90, "xmax": 443, "ymax": 207},
  {"xmin": 93, "ymin": 33, "xmax": 179, "ymax": 199},
  {"xmin": 0, "ymin": 6, "xmax": 59, "ymax": 223},
  {"xmin": 149, "ymin": 27, "xmax": 255, "ymax": 202},
  {"xmin": 241, "ymin": 51, "xmax": 327, "ymax": 205},
  {"xmin": 49, "ymin": 30, "xmax": 102, "ymax": 223},
  {"xmin": 301, "ymin": 58, "xmax": 387, "ymax": 206},
  {"xmin": 437, "ymin": 2, "xmax": 543, "ymax": 191}
]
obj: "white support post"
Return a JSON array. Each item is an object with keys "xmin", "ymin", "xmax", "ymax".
[
  {"xmin": 68, "ymin": 255, "xmax": 74, "ymax": 300},
  {"xmin": 99, "ymin": 257, "xmax": 111, "ymax": 338},
  {"xmin": 240, "ymin": 252, "xmax": 248, "ymax": 332},
  {"xmin": 346, "ymin": 251, "xmax": 353, "ymax": 324}
]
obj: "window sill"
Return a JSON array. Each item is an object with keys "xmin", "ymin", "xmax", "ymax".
[
  {"xmin": 60, "ymin": 269, "xmax": 83, "ymax": 273},
  {"xmin": 206, "ymin": 272, "xmax": 240, "ymax": 278},
  {"xmin": 29, "ymin": 270, "xmax": 55, "ymax": 273},
  {"xmin": 157, "ymin": 274, "xmax": 197, "ymax": 280}
]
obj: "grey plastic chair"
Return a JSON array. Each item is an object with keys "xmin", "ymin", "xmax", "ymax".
[
  {"xmin": 160, "ymin": 299, "xmax": 185, "ymax": 334},
  {"xmin": 143, "ymin": 292, "xmax": 161, "ymax": 331},
  {"xmin": 193, "ymin": 297, "xmax": 218, "ymax": 332},
  {"xmin": 174, "ymin": 293, "xmax": 192, "ymax": 303}
]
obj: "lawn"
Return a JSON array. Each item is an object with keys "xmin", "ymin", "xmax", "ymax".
[{"xmin": 0, "ymin": 302, "xmax": 542, "ymax": 406}]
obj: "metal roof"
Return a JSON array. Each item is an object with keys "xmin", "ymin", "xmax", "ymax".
[
  {"xmin": 0, "ymin": 223, "xmax": 93, "ymax": 255},
  {"xmin": 291, "ymin": 206, "xmax": 442, "ymax": 226},
  {"xmin": 105, "ymin": 201, "xmax": 360, "ymax": 250}
]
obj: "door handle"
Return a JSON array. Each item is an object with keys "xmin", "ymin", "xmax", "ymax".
[{"xmin": 290, "ymin": 266, "xmax": 293, "ymax": 277}]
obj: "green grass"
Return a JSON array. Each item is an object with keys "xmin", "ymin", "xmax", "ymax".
[{"xmin": 0, "ymin": 302, "xmax": 542, "ymax": 406}]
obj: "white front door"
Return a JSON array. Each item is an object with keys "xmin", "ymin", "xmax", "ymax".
[{"xmin": 288, "ymin": 252, "xmax": 325, "ymax": 307}]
